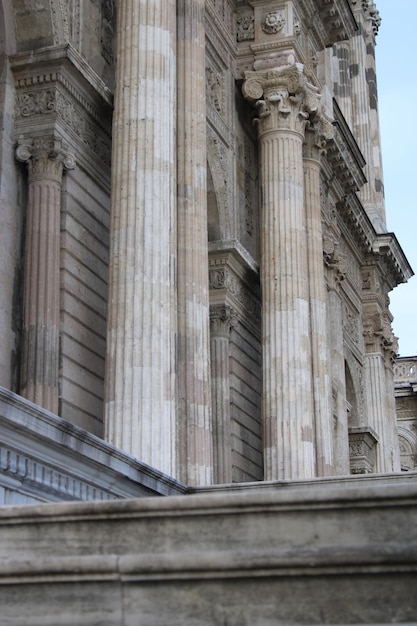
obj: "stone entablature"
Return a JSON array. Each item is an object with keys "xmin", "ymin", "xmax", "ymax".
[
  {"xmin": 0, "ymin": 387, "xmax": 187, "ymax": 506},
  {"xmin": 11, "ymin": 44, "xmax": 112, "ymax": 186},
  {"xmin": 208, "ymin": 240, "xmax": 260, "ymax": 337},
  {"xmin": 235, "ymin": 0, "xmax": 357, "ymax": 80}
]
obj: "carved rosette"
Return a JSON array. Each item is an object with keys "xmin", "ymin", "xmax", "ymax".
[
  {"xmin": 242, "ymin": 65, "xmax": 322, "ymax": 136},
  {"xmin": 261, "ymin": 12, "xmax": 285, "ymax": 35},
  {"xmin": 16, "ymin": 137, "xmax": 75, "ymax": 182},
  {"xmin": 210, "ymin": 305, "xmax": 238, "ymax": 338}
]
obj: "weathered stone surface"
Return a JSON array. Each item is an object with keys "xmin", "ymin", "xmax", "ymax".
[
  {"xmin": 0, "ymin": 478, "xmax": 416, "ymax": 624},
  {"xmin": 0, "ymin": 386, "xmax": 187, "ymax": 505}
]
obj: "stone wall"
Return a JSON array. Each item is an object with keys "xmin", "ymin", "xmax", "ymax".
[
  {"xmin": 0, "ymin": 477, "xmax": 416, "ymax": 624},
  {"xmin": 60, "ymin": 168, "xmax": 110, "ymax": 435}
]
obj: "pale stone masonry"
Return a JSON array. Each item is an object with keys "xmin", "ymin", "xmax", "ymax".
[
  {"xmin": 0, "ymin": 0, "xmax": 414, "ymax": 486},
  {"xmin": 1, "ymin": 1, "xmax": 417, "ymax": 622},
  {"xmin": 104, "ymin": 2, "xmax": 178, "ymax": 476}
]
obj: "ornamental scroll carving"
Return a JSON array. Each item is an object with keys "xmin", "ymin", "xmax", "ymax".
[
  {"xmin": 237, "ymin": 14, "xmax": 254, "ymax": 42},
  {"xmin": 210, "ymin": 305, "xmax": 238, "ymax": 338},
  {"xmin": 14, "ymin": 85, "xmax": 112, "ymax": 167},
  {"xmin": 16, "ymin": 137, "xmax": 75, "ymax": 181},
  {"xmin": 209, "ymin": 266, "xmax": 261, "ymax": 322}
]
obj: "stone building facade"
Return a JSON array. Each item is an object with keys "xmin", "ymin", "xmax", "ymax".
[
  {"xmin": 0, "ymin": 0, "xmax": 414, "ymax": 492},
  {"xmin": 1, "ymin": 1, "xmax": 417, "ymax": 623},
  {"xmin": 0, "ymin": 0, "xmax": 413, "ymax": 493}
]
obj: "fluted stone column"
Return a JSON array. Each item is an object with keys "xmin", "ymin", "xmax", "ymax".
[
  {"xmin": 177, "ymin": 0, "xmax": 213, "ymax": 485},
  {"xmin": 303, "ymin": 125, "xmax": 334, "ymax": 476},
  {"xmin": 105, "ymin": 1, "xmax": 177, "ymax": 476},
  {"xmin": 349, "ymin": 1, "xmax": 386, "ymax": 232},
  {"xmin": 209, "ymin": 305, "xmax": 237, "ymax": 484},
  {"xmin": 243, "ymin": 65, "xmax": 317, "ymax": 481},
  {"xmin": 16, "ymin": 137, "xmax": 74, "ymax": 414}
]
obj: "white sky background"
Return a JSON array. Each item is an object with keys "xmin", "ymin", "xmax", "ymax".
[{"xmin": 376, "ymin": 0, "xmax": 417, "ymax": 356}]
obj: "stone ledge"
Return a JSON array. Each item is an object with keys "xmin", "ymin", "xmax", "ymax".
[
  {"xmin": 0, "ymin": 386, "xmax": 187, "ymax": 504},
  {"xmin": 0, "ymin": 479, "xmax": 416, "ymax": 624}
]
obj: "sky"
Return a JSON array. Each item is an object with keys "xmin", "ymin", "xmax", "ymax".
[{"xmin": 376, "ymin": 0, "xmax": 417, "ymax": 356}]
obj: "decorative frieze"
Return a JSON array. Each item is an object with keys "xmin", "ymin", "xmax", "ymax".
[
  {"xmin": 206, "ymin": 65, "xmax": 225, "ymax": 115},
  {"xmin": 209, "ymin": 265, "xmax": 261, "ymax": 326},
  {"xmin": 348, "ymin": 426, "xmax": 379, "ymax": 474},
  {"xmin": 11, "ymin": 47, "xmax": 113, "ymax": 180}
]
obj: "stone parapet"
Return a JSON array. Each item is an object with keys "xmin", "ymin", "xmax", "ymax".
[{"xmin": 0, "ymin": 477, "xmax": 416, "ymax": 624}]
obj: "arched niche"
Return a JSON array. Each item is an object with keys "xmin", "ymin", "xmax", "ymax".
[{"xmin": 398, "ymin": 427, "xmax": 417, "ymax": 472}]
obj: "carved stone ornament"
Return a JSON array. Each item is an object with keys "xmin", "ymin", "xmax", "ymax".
[
  {"xmin": 237, "ymin": 14, "xmax": 255, "ymax": 42},
  {"xmin": 16, "ymin": 137, "xmax": 75, "ymax": 181},
  {"xmin": 210, "ymin": 305, "xmax": 238, "ymax": 337},
  {"xmin": 262, "ymin": 12, "xmax": 285, "ymax": 35}
]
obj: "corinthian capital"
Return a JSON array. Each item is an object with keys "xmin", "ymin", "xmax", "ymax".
[
  {"xmin": 16, "ymin": 136, "xmax": 75, "ymax": 182},
  {"xmin": 303, "ymin": 113, "xmax": 335, "ymax": 159},
  {"xmin": 210, "ymin": 305, "xmax": 238, "ymax": 338},
  {"xmin": 242, "ymin": 64, "xmax": 323, "ymax": 135}
]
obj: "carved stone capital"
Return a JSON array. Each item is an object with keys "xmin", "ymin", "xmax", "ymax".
[
  {"xmin": 303, "ymin": 114, "xmax": 334, "ymax": 160},
  {"xmin": 365, "ymin": 2, "xmax": 381, "ymax": 38},
  {"xmin": 363, "ymin": 311, "xmax": 398, "ymax": 361},
  {"xmin": 242, "ymin": 64, "xmax": 323, "ymax": 135},
  {"xmin": 16, "ymin": 137, "xmax": 75, "ymax": 182},
  {"xmin": 209, "ymin": 305, "xmax": 238, "ymax": 338}
]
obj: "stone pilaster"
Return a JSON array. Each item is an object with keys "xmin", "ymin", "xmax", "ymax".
[
  {"xmin": 303, "ymin": 123, "xmax": 334, "ymax": 476},
  {"xmin": 176, "ymin": 0, "xmax": 213, "ymax": 486},
  {"xmin": 209, "ymin": 305, "xmax": 237, "ymax": 485},
  {"xmin": 243, "ymin": 65, "xmax": 316, "ymax": 481},
  {"xmin": 349, "ymin": 1, "xmax": 386, "ymax": 232},
  {"xmin": 16, "ymin": 137, "xmax": 75, "ymax": 414},
  {"xmin": 363, "ymin": 297, "xmax": 401, "ymax": 473},
  {"xmin": 104, "ymin": 2, "xmax": 178, "ymax": 476},
  {"xmin": 324, "ymin": 236, "xmax": 350, "ymax": 475}
]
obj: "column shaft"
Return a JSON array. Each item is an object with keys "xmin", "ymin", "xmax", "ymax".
[
  {"xmin": 364, "ymin": 351, "xmax": 400, "ymax": 473},
  {"xmin": 105, "ymin": 1, "xmax": 177, "ymax": 475},
  {"xmin": 177, "ymin": 0, "xmax": 213, "ymax": 485},
  {"xmin": 210, "ymin": 306, "xmax": 235, "ymax": 484},
  {"xmin": 303, "ymin": 148, "xmax": 334, "ymax": 475},
  {"xmin": 21, "ymin": 176, "xmax": 61, "ymax": 412},
  {"xmin": 16, "ymin": 140, "xmax": 72, "ymax": 415},
  {"xmin": 260, "ymin": 127, "xmax": 315, "ymax": 480}
]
